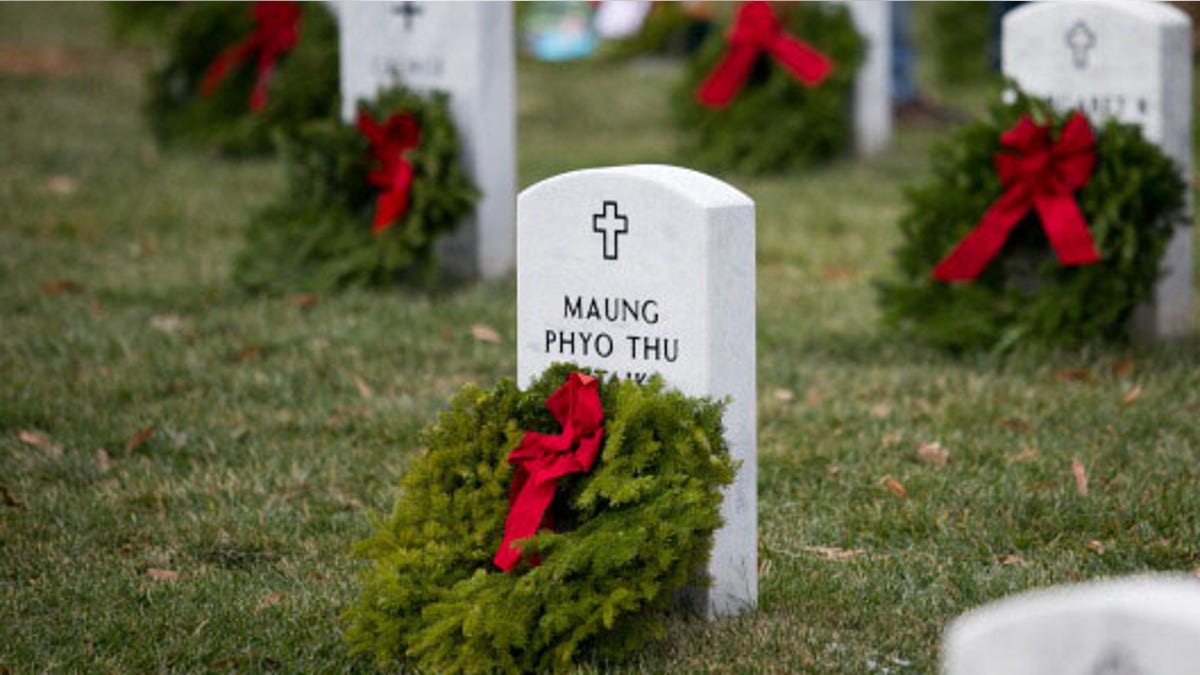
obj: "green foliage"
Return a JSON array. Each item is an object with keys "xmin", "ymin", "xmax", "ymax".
[
  {"xmin": 344, "ymin": 364, "xmax": 735, "ymax": 674},
  {"xmin": 144, "ymin": 2, "xmax": 338, "ymax": 156},
  {"xmin": 233, "ymin": 86, "xmax": 479, "ymax": 294},
  {"xmin": 922, "ymin": 2, "xmax": 993, "ymax": 85},
  {"xmin": 671, "ymin": 2, "xmax": 864, "ymax": 175},
  {"xmin": 104, "ymin": 1, "xmax": 179, "ymax": 47},
  {"xmin": 878, "ymin": 89, "xmax": 1187, "ymax": 352}
]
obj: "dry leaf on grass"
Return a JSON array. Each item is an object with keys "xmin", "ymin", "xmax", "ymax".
[
  {"xmin": 256, "ymin": 591, "xmax": 287, "ymax": 611},
  {"xmin": 17, "ymin": 430, "xmax": 63, "ymax": 458},
  {"xmin": 1, "ymin": 485, "xmax": 26, "ymax": 511},
  {"xmin": 46, "ymin": 175, "xmax": 77, "ymax": 195},
  {"xmin": 470, "ymin": 324, "xmax": 502, "ymax": 344},
  {"xmin": 1112, "ymin": 359, "xmax": 1135, "ymax": 378},
  {"xmin": 1071, "ymin": 458, "xmax": 1088, "ymax": 497},
  {"xmin": 353, "ymin": 375, "xmax": 374, "ymax": 399},
  {"xmin": 288, "ymin": 293, "xmax": 319, "ymax": 309},
  {"xmin": 149, "ymin": 314, "xmax": 189, "ymax": 335},
  {"xmin": 1122, "ymin": 385, "xmax": 1144, "ymax": 406},
  {"xmin": 773, "ymin": 388, "xmax": 795, "ymax": 402},
  {"xmin": 997, "ymin": 554, "xmax": 1022, "ymax": 566},
  {"xmin": 0, "ymin": 45, "xmax": 82, "ymax": 75},
  {"xmin": 1087, "ymin": 540, "xmax": 1106, "ymax": 555},
  {"xmin": 995, "ymin": 417, "xmax": 1031, "ymax": 432},
  {"xmin": 125, "ymin": 427, "xmax": 156, "ymax": 453},
  {"xmin": 916, "ymin": 441, "xmax": 949, "ymax": 468},
  {"xmin": 819, "ymin": 266, "xmax": 859, "ymax": 282},
  {"xmin": 229, "ymin": 347, "xmax": 265, "ymax": 363},
  {"xmin": 1008, "ymin": 446, "xmax": 1038, "ymax": 463},
  {"xmin": 1053, "ymin": 368, "xmax": 1096, "ymax": 383},
  {"xmin": 798, "ymin": 545, "xmax": 866, "ymax": 561},
  {"xmin": 879, "ymin": 475, "xmax": 908, "ymax": 499},
  {"xmin": 870, "ymin": 403, "xmax": 892, "ymax": 419},
  {"xmin": 146, "ymin": 568, "xmax": 179, "ymax": 581},
  {"xmin": 96, "ymin": 449, "xmax": 111, "ymax": 474},
  {"xmin": 39, "ymin": 279, "xmax": 84, "ymax": 295}
]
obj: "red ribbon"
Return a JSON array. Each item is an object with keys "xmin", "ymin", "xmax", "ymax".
[
  {"xmin": 934, "ymin": 112, "xmax": 1101, "ymax": 282},
  {"xmin": 199, "ymin": 1, "xmax": 302, "ymax": 113},
  {"xmin": 357, "ymin": 110, "xmax": 420, "ymax": 236},
  {"xmin": 695, "ymin": 0, "xmax": 833, "ymax": 109},
  {"xmin": 494, "ymin": 373, "xmax": 604, "ymax": 572}
]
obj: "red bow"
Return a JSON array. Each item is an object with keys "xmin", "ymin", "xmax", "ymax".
[
  {"xmin": 695, "ymin": 1, "xmax": 833, "ymax": 109},
  {"xmin": 357, "ymin": 110, "xmax": 421, "ymax": 236},
  {"xmin": 200, "ymin": 1, "xmax": 302, "ymax": 113},
  {"xmin": 934, "ymin": 112, "xmax": 1100, "ymax": 282},
  {"xmin": 494, "ymin": 373, "xmax": 604, "ymax": 572}
]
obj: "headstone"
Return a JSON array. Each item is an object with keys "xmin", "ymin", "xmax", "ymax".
[
  {"xmin": 338, "ymin": 1, "xmax": 516, "ymax": 280},
  {"xmin": 943, "ymin": 575, "xmax": 1200, "ymax": 675},
  {"xmin": 844, "ymin": 1, "xmax": 893, "ymax": 156},
  {"xmin": 1003, "ymin": 1, "xmax": 1194, "ymax": 337},
  {"xmin": 517, "ymin": 164, "xmax": 756, "ymax": 618}
]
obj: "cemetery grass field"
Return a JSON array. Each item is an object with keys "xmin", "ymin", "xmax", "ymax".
[{"xmin": 3, "ymin": 4, "xmax": 1200, "ymax": 673}]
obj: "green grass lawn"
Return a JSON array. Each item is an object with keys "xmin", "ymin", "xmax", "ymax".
[{"xmin": 3, "ymin": 4, "xmax": 1199, "ymax": 673}]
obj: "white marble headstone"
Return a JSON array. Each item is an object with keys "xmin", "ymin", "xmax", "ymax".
[
  {"xmin": 517, "ymin": 164, "xmax": 757, "ymax": 618},
  {"xmin": 1003, "ymin": 0, "xmax": 1194, "ymax": 337},
  {"xmin": 844, "ymin": 1, "xmax": 893, "ymax": 156},
  {"xmin": 944, "ymin": 575, "xmax": 1200, "ymax": 675},
  {"xmin": 338, "ymin": 1, "xmax": 516, "ymax": 280}
]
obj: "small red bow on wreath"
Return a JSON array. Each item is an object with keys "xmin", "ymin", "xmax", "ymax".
[
  {"xmin": 494, "ymin": 372, "xmax": 604, "ymax": 572},
  {"xmin": 357, "ymin": 110, "xmax": 421, "ymax": 236},
  {"xmin": 934, "ymin": 112, "xmax": 1100, "ymax": 282},
  {"xmin": 200, "ymin": 1, "xmax": 302, "ymax": 113},
  {"xmin": 695, "ymin": 0, "xmax": 833, "ymax": 109}
]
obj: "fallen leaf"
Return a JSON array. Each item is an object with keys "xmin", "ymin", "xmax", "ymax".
[
  {"xmin": 819, "ymin": 266, "xmax": 859, "ymax": 282},
  {"xmin": 149, "ymin": 314, "xmax": 188, "ymax": 335},
  {"xmin": 1087, "ymin": 540, "xmax": 1106, "ymax": 555},
  {"xmin": 1071, "ymin": 458, "xmax": 1088, "ymax": 497},
  {"xmin": 229, "ymin": 347, "xmax": 265, "ymax": 363},
  {"xmin": 440, "ymin": 328, "xmax": 454, "ymax": 344},
  {"xmin": 916, "ymin": 441, "xmax": 949, "ymax": 468},
  {"xmin": 0, "ymin": 484, "xmax": 26, "ymax": 511},
  {"xmin": 0, "ymin": 45, "xmax": 82, "ymax": 75},
  {"xmin": 1121, "ymin": 385, "xmax": 1144, "ymax": 406},
  {"xmin": 1028, "ymin": 479, "xmax": 1059, "ymax": 492},
  {"xmin": 39, "ymin": 279, "xmax": 84, "ymax": 295},
  {"xmin": 46, "ymin": 175, "xmax": 77, "ymax": 195},
  {"xmin": 1112, "ymin": 359, "xmax": 1135, "ymax": 378},
  {"xmin": 146, "ymin": 568, "xmax": 179, "ymax": 581},
  {"xmin": 17, "ymin": 429, "xmax": 63, "ymax": 458},
  {"xmin": 773, "ymin": 388, "xmax": 795, "ymax": 402},
  {"xmin": 256, "ymin": 591, "xmax": 287, "ymax": 611},
  {"xmin": 879, "ymin": 475, "xmax": 908, "ymax": 499},
  {"xmin": 125, "ymin": 427, "xmax": 156, "ymax": 453},
  {"xmin": 997, "ymin": 554, "xmax": 1022, "ymax": 566},
  {"xmin": 353, "ymin": 376, "xmax": 374, "ymax": 399},
  {"xmin": 96, "ymin": 449, "xmax": 111, "ymax": 474},
  {"xmin": 1008, "ymin": 446, "xmax": 1038, "ymax": 463},
  {"xmin": 995, "ymin": 417, "xmax": 1031, "ymax": 432},
  {"xmin": 869, "ymin": 403, "xmax": 892, "ymax": 419},
  {"xmin": 288, "ymin": 293, "xmax": 319, "ymax": 309},
  {"xmin": 470, "ymin": 324, "xmax": 502, "ymax": 344},
  {"xmin": 1053, "ymin": 368, "xmax": 1096, "ymax": 383},
  {"xmin": 880, "ymin": 433, "xmax": 902, "ymax": 449},
  {"xmin": 798, "ymin": 545, "xmax": 866, "ymax": 561}
]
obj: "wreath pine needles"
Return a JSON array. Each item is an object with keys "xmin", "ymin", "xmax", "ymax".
[
  {"xmin": 233, "ymin": 86, "xmax": 478, "ymax": 293},
  {"xmin": 343, "ymin": 364, "xmax": 735, "ymax": 674},
  {"xmin": 144, "ymin": 2, "xmax": 338, "ymax": 156},
  {"xmin": 671, "ymin": 2, "xmax": 864, "ymax": 175},
  {"xmin": 877, "ymin": 89, "xmax": 1188, "ymax": 352}
]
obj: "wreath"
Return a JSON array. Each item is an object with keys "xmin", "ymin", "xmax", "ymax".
[
  {"xmin": 671, "ymin": 0, "xmax": 864, "ymax": 175},
  {"xmin": 343, "ymin": 364, "xmax": 735, "ymax": 674},
  {"xmin": 144, "ymin": 1, "xmax": 338, "ymax": 156},
  {"xmin": 233, "ymin": 86, "xmax": 479, "ymax": 293},
  {"xmin": 877, "ymin": 89, "xmax": 1188, "ymax": 352}
]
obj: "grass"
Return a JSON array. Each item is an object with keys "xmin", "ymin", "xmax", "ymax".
[{"xmin": 2, "ymin": 3, "xmax": 1199, "ymax": 673}]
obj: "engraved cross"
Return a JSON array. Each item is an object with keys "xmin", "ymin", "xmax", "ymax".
[
  {"xmin": 393, "ymin": 1, "xmax": 423, "ymax": 32},
  {"xmin": 592, "ymin": 201, "xmax": 628, "ymax": 261},
  {"xmin": 1065, "ymin": 20, "xmax": 1097, "ymax": 70}
]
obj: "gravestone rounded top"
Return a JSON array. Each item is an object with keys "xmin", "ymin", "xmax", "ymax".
[
  {"xmin": 1005, "ymin": 0, "xmax": 1190, "ymax": 30},
  {"xmin": 521, "ymin": 164, "xmax": 752, "ymax": 212},
  {"xmin": 944, "ymin": 575, "xmax": 1200, "ymax": 675}
]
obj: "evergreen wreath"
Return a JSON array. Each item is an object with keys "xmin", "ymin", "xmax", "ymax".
[
  {"xmin": 877, "ymin": 89, "xmax": 1188, "ymax": 352},
  {"xmin": 144, "ymin": 2, "xmax": 338, "ymax": 156},
  {"xmin": 233, "ymin": 86, "xmax": 478, "ymax": 293},
  {"xmin": 671, "ymin": 1, "xmax": 864, "ymax": 175},
  {"xmin": 343, "ymin": 364, "xmax": 735, "ymax": 674}
]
